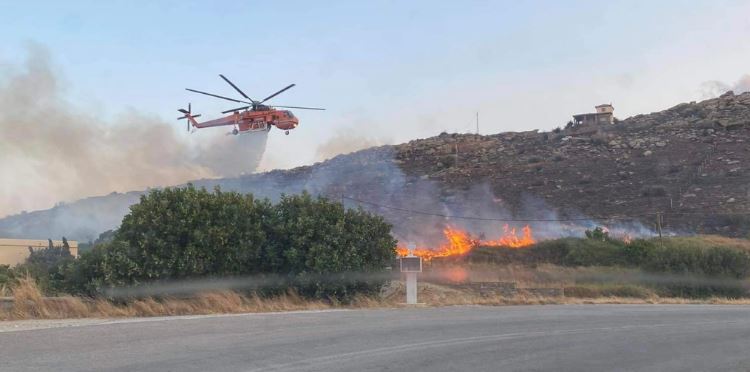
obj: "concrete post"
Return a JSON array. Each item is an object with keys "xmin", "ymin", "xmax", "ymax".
[
  {"xmin": 400, "ymin": 244, "xmax": 421, "ymax": 305},
  {"xmin": 406, "ymin": 272, "xmax": 417, "ymax": 305}
]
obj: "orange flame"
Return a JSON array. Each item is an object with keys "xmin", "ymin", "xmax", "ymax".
[
  {"xmin": 397, "ymin": 225, "xmax": 535, "ymax": 261},
  {"xmin": 490, "ymin": 224, "xmax": 535, "ymax": 248},
  {"xmin": 622, "ymin": 234, "xmax": 633, "ymax": 244}
]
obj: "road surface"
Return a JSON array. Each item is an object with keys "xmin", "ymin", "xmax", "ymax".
[{"xmin": 1, "ymin": 305, "xmax": 749, "ymax": 371}]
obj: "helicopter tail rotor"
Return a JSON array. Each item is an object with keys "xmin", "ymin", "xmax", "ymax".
[{"xmin": 177, "ymin": 103, "xmax": 202, "ymax": 132}]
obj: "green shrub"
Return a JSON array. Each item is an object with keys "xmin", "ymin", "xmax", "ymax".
[
  {"xmin": 620, "ymin": 239, "xmax": 655, "ymax": 266},
  {"xmin": 63, "ymin": 186, "xmax": 397, "ymax": 301},
  {"xmin": 0, "ymin": 264, "xmax": 17, "ymax": 291},
  {"xmin": 59, "ymin": 243, "xmax": 109, "ymax": 295},
  {"xmin": 471, "ymin": 233, "xmax": 750, "ymax": 298},
  {"xmin": 471, "ymin": 235, "xmax": 750, "ymax": 285},
  {"xmin": 644, "ymin": 242, "xmax": 750, "ymax": 279},
  {"xmin": 528, "ymin": 238, "xmax": 574, "ymax": 264},
  {"xmin": 12, "ymin": 239, "xmax": 75, "ymax": 294},
  {"xmin": 470, "ymin": 237, "xmax": 625, "ymax": 267},
  {"xmin": 562, "ymin": 239, "xmax": 625, "ymax": 267}
]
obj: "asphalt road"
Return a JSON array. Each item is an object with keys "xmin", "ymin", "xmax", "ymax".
[{"xmin": 1, "ymin": 305, "xmax": 749, "ymax": 371}]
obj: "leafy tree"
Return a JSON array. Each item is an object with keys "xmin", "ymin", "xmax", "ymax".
[
  {"xmin": 59, "ymin": 244, "xmax": 108, "ymax": 295},
  {"xmin": 110, "ymin": 186, "xmax": 273, "ymax": 282},
  {"xmin": 78, "ymin": 229, "xmax": 117, "ymax": 254},
  {"xmin": 13, "ymin": 238, "xmax": 75, "ymax": 293},
  {"xmin": 64, "ymin": 186, "xmax": 397, "ymax": 300},
  {"xmin": 265, "ymin": 193, "xmax": 397, "ymax": 298}
]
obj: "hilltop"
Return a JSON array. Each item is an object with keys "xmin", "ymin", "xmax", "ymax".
[
  {"xmin": 395, "ymin": 91, "xmax": 750, "ymax": 237},
  {"xmin": 1, "ymin": 91, "xmax": 749, "ymax": 242}
]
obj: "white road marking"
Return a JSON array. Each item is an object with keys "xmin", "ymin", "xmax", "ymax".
[{"xmin": 0, "ymin": 309, "xmax": 352, "ymax": 333}]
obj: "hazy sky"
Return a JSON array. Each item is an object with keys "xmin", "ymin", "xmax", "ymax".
[{"xmin": 2, "ymin": 0, "xmax": 749, "ymax": 172}]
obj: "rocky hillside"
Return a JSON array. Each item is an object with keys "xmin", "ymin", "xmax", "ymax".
[
  {"xmin": 395, "ymin": 91, "xmax": 750, "ymax": 237},
  {"xmin": 2, "ymin": 91, "xmax": 749, "ymax": 242}
]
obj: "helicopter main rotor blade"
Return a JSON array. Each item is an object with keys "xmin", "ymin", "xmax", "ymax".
[
  {"xmin": 186, "ymin": 88, "xmax": 251, "ymax": 104},
  {"xmin": 219, "ymin": 74, "xmax": 256, "ymax": 102},
  {"xmin": 221, "ymin": 106, "xmax": 251, "ymax": 114},
  {"xmin": 260, "ymin": 84, "xmax": 296, "ymax": 103},
  {"xmin": 271, "ymin": 105, "xmax": 326, "ymax": 110}
]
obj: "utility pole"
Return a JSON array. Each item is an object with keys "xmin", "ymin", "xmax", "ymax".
[
  {"xmin": 656, "ymin": 212, "xmax": 663, "ymax": 246},
  {"xmin": 476, "ymin": 112, "xmax": 479, "ymax": 135}
]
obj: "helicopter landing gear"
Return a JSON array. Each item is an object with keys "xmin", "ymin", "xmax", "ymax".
[
  {"xmin": 232, "ymin": 128, "xmax": 239, "ymax": 135},
  {"xmin": 285, "ymin": 130, "xmax": 290, "ymax": 135}
]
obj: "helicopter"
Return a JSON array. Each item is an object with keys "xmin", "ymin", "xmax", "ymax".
[{"xmin": 178, "ymin": 74, "xmax": 324, "ymax": 135}]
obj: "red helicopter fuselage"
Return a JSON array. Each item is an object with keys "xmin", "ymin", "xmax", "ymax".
[{"xmin": 185, "ymin": 107, "xmax": 299, "ymax": 135}]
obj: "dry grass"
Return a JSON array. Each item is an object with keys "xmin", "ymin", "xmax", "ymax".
[
  {"xmin": 0, "ymin": 278, "xmax": 332, "ymax": 321},
  {"xmin": 0, "ymin": 283, "xmax": 11, "ymax": 297},
  {"xmin": 3, "ymin": 275, "xmax": 749, "ymax": 321},
  {"xmin": 381, "ymin": 281, "xmax": 750, "ymax": 306}
]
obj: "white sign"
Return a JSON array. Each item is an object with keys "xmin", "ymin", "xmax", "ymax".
[{"xmin": 400, "ymin": 256, "xmax": 422, "ymax": 273}]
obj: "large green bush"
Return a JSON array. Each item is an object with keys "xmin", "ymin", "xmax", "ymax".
[
  {"xmin": 470, "ymin": 237, "xmax": 626, "ymax": 267},
  {"xmin": 64, "ymin": 186, "xmax": 397, "ymax": 300},
  {"xmin": 645, "ymin": 241, "xmax": 750, "ymax": 279},
  {"xmin": 113, "ymin": 186, "xmax": 274, "ymax": 281}
]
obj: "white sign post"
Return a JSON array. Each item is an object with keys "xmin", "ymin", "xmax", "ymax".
[{"xmin": 400, "ymin": 243, "xmax": 422, "ymax": 305}]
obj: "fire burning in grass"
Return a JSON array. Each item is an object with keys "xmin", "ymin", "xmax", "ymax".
[{"xmin": 397, "ymin": 225, "xmax": 535, "ymax": 260}]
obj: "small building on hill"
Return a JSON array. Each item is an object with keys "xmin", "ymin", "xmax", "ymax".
[
  {"xmin": 0, "ymin": 239, "xmax": 78, "ymax": 266},
  {"xmin": 573, "ymin": 104, "xmax": 615, "ymax": 126}
]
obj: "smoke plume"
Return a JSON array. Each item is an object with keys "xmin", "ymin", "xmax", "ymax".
[
  {"xmin": 315, "ymin": 132, "xmax": 387, "ymax": 161},
  {"xmin": 700, "ymin": 74, "xmax": 750, "ymax": 98},
  {"xmin": 0, "ymin": 46, "xmax": 267, "ymax": 218}
]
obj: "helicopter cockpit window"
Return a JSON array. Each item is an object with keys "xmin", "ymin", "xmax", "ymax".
[{"xmin": 285, "ymin": 111, "xmax": 295, "ymax": 118}]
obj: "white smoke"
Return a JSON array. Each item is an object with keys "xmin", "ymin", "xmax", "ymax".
[
  {"xmin": 315, "ymin": 134, "xmax": 384, "ymax": 162},
  {"xmin": 303, "ymin": 152, "xmax": 657, "ymax": 247},
  {"xmin": 700, "ymin": 74, "xmax": 750, "ymax": 98},
  {"xmin": 0, "ymin": 45, "xmax": 267, "ymax": 218}
]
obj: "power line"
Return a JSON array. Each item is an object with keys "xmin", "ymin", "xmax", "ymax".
[
  {"xmin": 341, "ymin": 196, "xmax": 653, "ymax": 222},
  {"xmin": 339, "ymin": 195, "xmax": 750, "ymax": 222}
]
